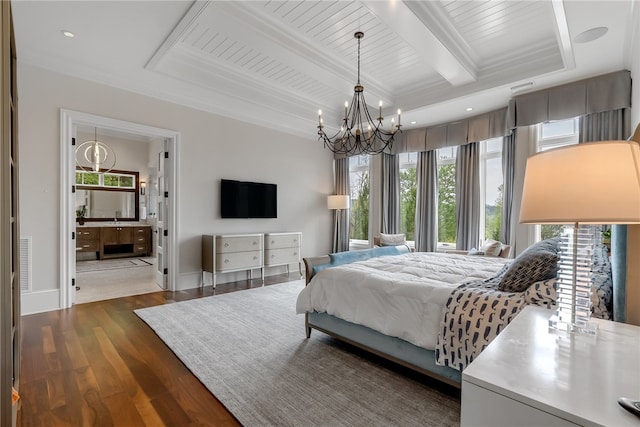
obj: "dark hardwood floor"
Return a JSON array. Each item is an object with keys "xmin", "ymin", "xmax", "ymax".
[{"xmin": 17, "ymin": 273, "xmax": 301, "ymax": 426}]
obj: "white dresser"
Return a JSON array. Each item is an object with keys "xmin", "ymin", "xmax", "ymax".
[
  {"xmin": 202, "ymin": 233, "xmax": 264, "ymax": 288},
  {"xmin": 264, "ymin": 232, "xmax": 302, "ymax": 278},
  {"xmin": 461, "ymin": 306, "xmax": 640, "ymax": 427}
]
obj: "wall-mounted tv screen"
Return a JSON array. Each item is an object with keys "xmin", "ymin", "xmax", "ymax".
[{"xmin": 220, "ymin": 179, "xmax": 277, "ymax": 219}]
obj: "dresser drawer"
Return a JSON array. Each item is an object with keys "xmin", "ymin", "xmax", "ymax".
[
  {"xmin": 264, "ymin": 248, "xmax": 300, "ymax": 266},
  {"xmin": 77, "ymin": 227, "xmax": 99, "ymax": 240},
  {"xmin": 134, "ymin": 244, "xmax": 149, "ymax": 255},
  {"xmin": 215, "ymin": 250, "xmax": 262, "ymax": 271},
  {"xmin": 77, "ymin": 240, "xmax": 99, "ymax": 252},
  {"xmin": 133, "ymin": 227, "xmax": 150, "ymax": 235},
  {"xmin": 216, "ymin": 235, "xmax": 262, "ymax": 253},
  {"xmin": 264, "ymin": 233, "xmax": 301, "ymax": 250}
]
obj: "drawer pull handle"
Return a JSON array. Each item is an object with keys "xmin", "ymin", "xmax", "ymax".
[
  {"xmin": 253, "ymin": 241, "xmax": 257, "ymax": 245},
  {"xmin": 253, "ymin": 256, "xmax": 257, "ymax": 260},
  {"xmin": 224, "ymin": 259, "xmax": 229, "ymax": 263},
  {"xmin": 293, "ymin": 252, "xmax": 297, "ymax": 256},
  {"xmin": 224, "ymin": 243, "xmax": 229, "ymax": 247},
  {"xmin": 271, "ymin": 254, "xmax": 275, "ymax": 258},
  {"xmin": 271, "ymin": 240, "xmax": 275, "ymax": 244}
]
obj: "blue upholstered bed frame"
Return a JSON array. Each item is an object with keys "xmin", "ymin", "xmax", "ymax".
[{"xmin": 303, "ymin": 246, "xmax": 461, "ymax": 387}]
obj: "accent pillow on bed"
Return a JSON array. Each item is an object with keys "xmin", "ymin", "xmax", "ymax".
[
  {"xmin": 497, "ymin": 238, "xmax": 560, "ymax": 293},
  {"xmin": 591, "ymin": 245, "xmax": 613, "ymax": 320},
  {"xmin": 480, "ymin": 239, "xmax": 502, "ymax": 257},
  {"xmin": 379, "ymin": 233, "xmax": 406, "ymax": 246}
]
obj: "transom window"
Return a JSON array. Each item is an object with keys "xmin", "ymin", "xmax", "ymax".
[{"xmin": 76, "ymin": 170, "xmax": 136, "ymax": 189}]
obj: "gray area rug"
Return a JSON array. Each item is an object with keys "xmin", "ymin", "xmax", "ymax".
[
  {"xmin": 76, "ymin": 258, "xmax": 152, "ymax": 272},
  {"xmin": 135, "ymin": 281, "xmax": 460, "ymax": 426}
]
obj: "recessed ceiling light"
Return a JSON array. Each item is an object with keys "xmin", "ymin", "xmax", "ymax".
[
  {"xmin": 61, "ymin": 30, "xmax": 75, "ymax": 38},
  {"xmin": 574, "ymin": 26, "xmax": 608, "ymax": 44},
  {"xmin": 465, "ymin": 107, "xmax": 473, "ymax": 112},
  {"xmin": 410, "ymin": 121, "xmax": 417, "ymax": 125}
]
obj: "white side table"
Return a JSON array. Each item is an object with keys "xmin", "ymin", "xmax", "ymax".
[{"xmin": 462, "ymin": 306, "xmax": 640, "ymax": 427}]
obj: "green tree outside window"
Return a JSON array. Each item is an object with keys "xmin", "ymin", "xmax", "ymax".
[
  {"xmin": 103, "ymin": 174, "xmax": 119, "ymax": 187},
  {"xmin": 350, "ymin": 170, "xmax": 369, "ymax": 240},
  {"xmin": 399, "ymin": 167, "xmax": 416, "ymax": 241},
  {"xmin": 438, "ymin": 164, "xmax": 456, "ymax": 243},
  {"xmin": 485, "ymin": 184, "xmax": 503, "ymax": 241}
]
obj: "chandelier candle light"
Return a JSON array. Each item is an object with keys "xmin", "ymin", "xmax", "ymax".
[{"xmin": 317, "ymin": 32, "xmax": 401, "ymax": 156}]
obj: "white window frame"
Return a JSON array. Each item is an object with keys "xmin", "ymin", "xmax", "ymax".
[
  {"xmin": 349, "ymin": 154, "xmax": 371, "ymax": 247},
  {"xmin": 479, "ymin": 137, "xmax": 504, "ymax": 243},
  {"xmin": 399, "ymin": 152, "xmax": 418, "ymax": 246},
  {"xmin": 436, "ymin": 147, "xmax": 457, "ymax": 251},
  {"xmin": 534, "ymin": 117, "xmax": 580, "ymax": 241}
]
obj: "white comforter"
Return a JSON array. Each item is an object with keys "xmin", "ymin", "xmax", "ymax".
[{"xmin": 296, "ymin": 252, "xmax": 509, "ymax": 350}]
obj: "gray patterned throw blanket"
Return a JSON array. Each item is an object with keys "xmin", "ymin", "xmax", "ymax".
[{"xmin": 435, "ymin": 277, "xmax": 556, "ymax": 371}]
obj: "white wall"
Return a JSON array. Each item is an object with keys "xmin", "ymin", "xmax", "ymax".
[{"xmin": 18, "ymin": 63, "xmax": 334, "ymax": 313}]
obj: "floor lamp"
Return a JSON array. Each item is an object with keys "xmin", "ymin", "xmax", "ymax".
[
  {"xmin": 328, "ymin": 195, "xmax": 350, "ymax": 252},
  {"xmin": 519, "ymin": 140, "xmax": 640, "ymax": 334}
]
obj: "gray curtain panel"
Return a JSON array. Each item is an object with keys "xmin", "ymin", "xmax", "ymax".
[
  {"xmin": 415, "ymin": 151, "xmax": 438, "ymax": 252},
  {"xmin": 381, "ymin": 153, "xmax": 400, "ymax": 234},
  {"xmin": 455, "ymin": 142, "xmax": 480, "ymax": 250},
  {"xmin": 578, "ymin": 108, "xmax": 630, "ymax": 143},
  {"xmin": 500, "ymin": 132, "xmax": 515, "ymax": 251},
  {"xmin": 578, "ymin": 108, "xmax": 630, "ymax": 322},
  {"xmin": 333, "ymin": 157, "xmax": 350, "ymax": 253}
]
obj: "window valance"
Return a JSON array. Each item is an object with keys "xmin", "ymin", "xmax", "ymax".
[
  {"xmin": 334, "ymin": 69, "xmax": 630, "ymax": 158},
  {"xmin": 508, "ymin": 70, "xmax": 631, "ymax": 128},
  {"xmin": 393, "ymin": 107, "xmax": 508, "ymax": 154}
]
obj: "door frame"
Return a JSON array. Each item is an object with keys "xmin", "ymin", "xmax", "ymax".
[{"xmin": 60, "ymin": 109, "xmax": 180, "ymax": 309}]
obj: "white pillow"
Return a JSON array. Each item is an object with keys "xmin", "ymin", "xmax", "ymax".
[
  {"xmin": 379, "ymin": 233, "xmax": 406, "ymax": 246},
  {"xmin": 480, "ymin": 239, "xmax": 502, "ymax": 257}
]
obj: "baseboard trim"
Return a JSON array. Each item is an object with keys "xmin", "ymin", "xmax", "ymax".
[{"xmin": 21, "ymin": 289, "xmax": 61, "ymax": 315}]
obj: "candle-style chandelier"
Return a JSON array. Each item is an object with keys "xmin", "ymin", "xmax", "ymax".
[{"xmin": 317, "ymin": 31, "xmax": 402, "ymax": 156}]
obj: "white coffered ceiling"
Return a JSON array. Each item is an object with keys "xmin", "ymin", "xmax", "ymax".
[{"xmin": 11, "ymin": 1, "xmax": 637, "ymax": 139}]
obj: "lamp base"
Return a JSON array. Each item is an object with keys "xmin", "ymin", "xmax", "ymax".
[
  {"xmin": 548, "ymin": 224, "xmax": 600, "ymax": 336},
  {"xmin": 548, "ymin": 313, "xmax": 599, "ymax": 335}
]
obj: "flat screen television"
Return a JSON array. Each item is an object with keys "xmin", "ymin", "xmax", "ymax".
[{"xmin": 220, "ymin": 179, "xmax": 277, "ymax": 219}]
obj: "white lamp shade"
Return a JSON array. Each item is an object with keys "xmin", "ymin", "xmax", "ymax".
[
  {"xmin": 327, "ymin": 195, "xmax": 350, "ymax": 210},
  {"xmin": 520, "ymin": 140, "xmax": 640, "ymax": 224}
]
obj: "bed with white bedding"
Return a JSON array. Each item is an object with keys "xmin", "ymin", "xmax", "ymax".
[
  {"xmin": 298, "ymin": 240, "xmax": 564, "ymax": 386},
  {"xmin": 296, "ymin": 252, "xmax": 509, "ymax": 351}
]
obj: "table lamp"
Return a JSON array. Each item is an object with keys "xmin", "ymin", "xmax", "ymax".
[{"xmin": 519, "ymin": 140, "xmax": 640, "ymax": 334}]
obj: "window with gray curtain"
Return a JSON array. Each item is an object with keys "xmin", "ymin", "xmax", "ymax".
[{"xmin": 578, "ymin": 108, "xmax": 630, "ymax": 323}]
